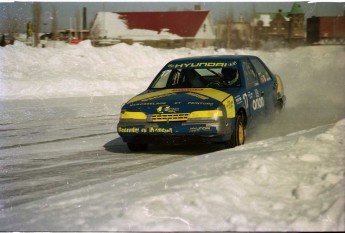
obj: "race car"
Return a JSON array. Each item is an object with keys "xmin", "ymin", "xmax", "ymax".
[{"xmin": 117, "ymin": 55, "xmax": 286, "ymax": 151}]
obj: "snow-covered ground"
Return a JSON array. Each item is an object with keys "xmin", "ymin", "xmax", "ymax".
[{"xmin": 0, "ymin": 41, "xmax": 344, "ymax": 231}]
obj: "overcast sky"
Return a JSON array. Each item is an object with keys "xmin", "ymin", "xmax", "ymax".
[{"xmin": 1, "ymin": 1, "xmax": 344, "ymax": 33}]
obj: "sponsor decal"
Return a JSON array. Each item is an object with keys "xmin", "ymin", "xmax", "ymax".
[
  {"xmin": 156, "ymin": 105, "xmax": 179, "ymax": 113},
  {"xmin": 187, "ymin": 102, "xmax": 214, "ymax": 107},
  {"xmin": 118, "ymin": 127, "xmax": 140, "ymax": 133},
  {"xmin": 167, "ymin": 61, "xmax": 237, "ymax": 69},
  {"xmin": 235, "ymin": 95, "xmax": 243, "ymax": 103},
  {"xmin": 118, "ymin": 127, "xmax": 173, "ymax": 134},
  {"xmin": 129, "ymin": 102, "xmax": 166, "ymax": 107},
  {"xmin": 190, "ymin": 126, "xmax": 212, "ymax": 132},
  {"xmin": 252, "ymin": 97, "xmax": 265, "ymax": 110},
  {"xmin": 149, "ymin": 127, "xmax": 173, "ymax": 133}
]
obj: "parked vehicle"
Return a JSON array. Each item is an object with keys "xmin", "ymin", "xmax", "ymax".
[{"xmin": 117, "ymin": 55, "xmax": 286, "ymax": 151}]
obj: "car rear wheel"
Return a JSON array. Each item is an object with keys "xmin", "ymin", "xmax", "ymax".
[
  {"xmin": 225, "ymin": 115, "xmax": 245, "ymax": 148},
  {"xmin": 275, "ymin": 100, "xmax": 284, "ymax": 114},
  {"xmin": 127, "ymin": 142, "xmax": 148, "ymax": 152}
]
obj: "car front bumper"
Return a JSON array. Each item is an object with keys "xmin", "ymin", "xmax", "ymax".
[{"xmin": 117, "ymin": 120, "xmax": 232, "ymax": 144}]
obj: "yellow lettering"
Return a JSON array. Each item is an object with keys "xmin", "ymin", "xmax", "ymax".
[
  {"xmin": 149, "ymin": 127, "xmax": 173, "ymax": 133},
  {"xmin": 168, "ymin": 62, "xmax": 236, "ymax": 69},
  {"xmin": 119, "ymin": 127, "xmax": 140, "ymax": 133},
  {"xmin": 216, "ymin": 62, "xmax": 226, "ymax": 67}
]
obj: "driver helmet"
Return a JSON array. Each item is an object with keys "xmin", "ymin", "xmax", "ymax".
[{"xmin": 221, "ymin": 68, "xmax": 239, "ymax": 86}]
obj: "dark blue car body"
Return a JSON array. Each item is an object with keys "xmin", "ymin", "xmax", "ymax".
[{"xmin": 117, "ymin": 55, "xmax": 285, "ymax": 151}]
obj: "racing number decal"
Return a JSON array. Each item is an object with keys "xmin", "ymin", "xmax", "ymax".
[
  {"xmin": 242, "ymin": 93, "xmax": 249, "ymax": 109},
  {"xmin": 252, "ymin": 97, "xmax": 265, "ymax": 110}
]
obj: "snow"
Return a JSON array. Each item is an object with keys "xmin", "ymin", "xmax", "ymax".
[{"xmin": 0, "ymin": 41, "xmax": 345, "ymax": 231}]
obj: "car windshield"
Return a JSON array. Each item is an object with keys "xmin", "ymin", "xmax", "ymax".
[{"xmin": 149, "ymin": 61, "xmax": 241, "ymax": 89}]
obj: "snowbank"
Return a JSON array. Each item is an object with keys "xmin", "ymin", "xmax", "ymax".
[
  {"xmin": 1, "ymin": 41, "xmax": 344, "ymax": 108},
  {"xmin": 1, "ymin": 118, "xmax": 344, "ymax": 231}
]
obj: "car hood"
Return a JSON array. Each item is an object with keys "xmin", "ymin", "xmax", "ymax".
[{"xmin": 123, "ymin": 88, "xmax": 233, "ymax": 114}]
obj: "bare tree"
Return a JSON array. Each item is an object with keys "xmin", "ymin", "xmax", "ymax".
[
  {"xmin": 75, "ymin": 9, "xmax": 81, "ymax": 39},
  {"xmin": 51, "ymin": 6, "xmax": 58, "ymax": 40},
  {"xmin": 33, "ymin": 2, "xmax": 42, "ymax": 47}
]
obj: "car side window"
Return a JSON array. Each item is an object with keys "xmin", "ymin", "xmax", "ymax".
[
  {"xmin": 152, "ymin": 69, "xmax": 186, "ymax": 88},
  {"xmin": 242, "ymin": 60, "xmax": 259, "ymax": 89},
  {"xmin": 151, "ymin": 70, "xmax": 171, "ymax": 88},
  {"xmin": 250, "ymin": 58, "xmax": 272, "ymax": 84}
]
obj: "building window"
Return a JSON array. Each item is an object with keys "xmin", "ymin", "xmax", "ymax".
[{"xmin": 203, "ymin": 24, "xmax": 206, "ymax": 32}]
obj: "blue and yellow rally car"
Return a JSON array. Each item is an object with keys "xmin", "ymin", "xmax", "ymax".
[{"xmin": 117, "ymin": 55, "xmax": 285, "ymax": 151}]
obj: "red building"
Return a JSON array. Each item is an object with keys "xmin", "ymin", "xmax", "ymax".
[
  {"xmin": 90, "ymin": 9, "xmax": 216, "ymax": 48},
  {"xmin": 307, "ymin": 16, "xmax": 345, "ymax": 44}
]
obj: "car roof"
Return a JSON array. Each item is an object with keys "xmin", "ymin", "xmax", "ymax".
[{"xmin": 168, "ymin": 55, "xmax": 258, "ymax": 64}]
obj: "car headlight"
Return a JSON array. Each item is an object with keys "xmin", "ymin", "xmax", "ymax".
[
  {"xmin": 119, "ymin": 111, "xmax": 147, "ymax": 122},
  {"xmin": 187, "ymin": 108, "xmax": 225, "ymax": 123}
]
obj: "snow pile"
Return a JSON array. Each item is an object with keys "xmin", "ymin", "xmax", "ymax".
[
  {"xmin": 1, "ymin": 119, "xmax": 344, "ymax": 231},
  {"xmin": 107, "ymin": 120, "xmax": 345, "ymax": 231},
  {"xmin": 0, "ymin": 41, "xmax": 164, "ymax": 99},
  {"xmin": 1, "ymin": 41, "xmax": 344, "ymax": 106}
]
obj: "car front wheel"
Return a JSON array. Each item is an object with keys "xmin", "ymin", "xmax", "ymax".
[{"xmin": 225, "ymin": 115, "xmax": 245, "ymax": 148}]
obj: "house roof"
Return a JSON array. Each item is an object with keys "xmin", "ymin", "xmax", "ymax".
[
  {"xmin": 116, "ymin": 11, "xmax": 209, "ymax": 37},
  {"xmin": 253, "ymin": 3, "xmax": 304, "ymax": 27},
  {"xmin": 290, "ymin": 2, "xmax": 304, "ymax": 15}
]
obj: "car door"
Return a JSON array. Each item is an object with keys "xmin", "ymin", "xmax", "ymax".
[
  {"xmin": 249, "ymin": 57, "xmax": 277, "ymax": 115},
  {"xmin": 241, "ymin": 59, "xmax": 266, "ymax": 124}
]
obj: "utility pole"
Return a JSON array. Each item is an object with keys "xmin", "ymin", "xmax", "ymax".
[
  {"xmin": 33, "ymin": 2, "xmax": 42, "ymax": 47},
  {"xmin": 51, "ymin": 6, "xmax": 58, "ymax": 40}
]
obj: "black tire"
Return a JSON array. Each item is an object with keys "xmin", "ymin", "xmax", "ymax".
[
  {"xmin": 275, "ymin": 100, "xmax": 284, "ymax": 114},
  {"xmin": 127, "ymin": 142, "xmax": 148, "ymax": 152},
  {"xmin": 225, "ymin": 115, "xmax": 245, "ymax": 148}
]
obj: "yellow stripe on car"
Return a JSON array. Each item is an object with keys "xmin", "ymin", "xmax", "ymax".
[
  {"xmin": 120, "ymin": 111, "xmax": 147, "ymax": 120},
  {"xmin": 126, "ymin": 88, "xmax": 236, "ymax": 119},
  {"xmin": 191, "ymin": 88, "xmax": 230, "ymax": 102},
  {"xmin": 275, "ymin": 74, "xmax": 284, "ymax": 97},
  {"xmin": 188, "ymin": 109, "xmax": 223, "ymax": 119},
  {"xmin": 222, "ymin": 96, "xmax": 236, "ymax": 118},
  {"xmin": 181, "ymin": 88, "xmax": 235, "ymax": 118}
]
